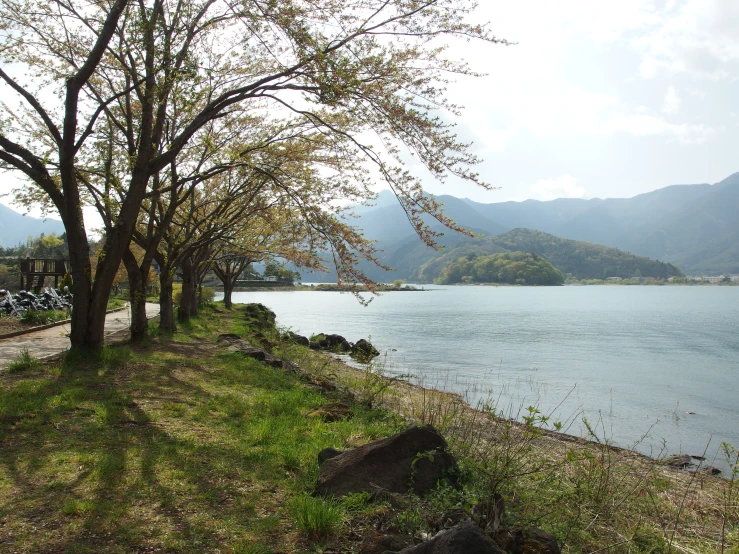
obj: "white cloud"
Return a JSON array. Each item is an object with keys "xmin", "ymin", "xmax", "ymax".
[
  {"xmin": 608, "ymin": 114, "xmax": 714, "ymax": 144},
  {"xmin": 685, "ymin": 88, "xmax": 706, "ymax": 98},
  {"xmin": 530, "ymin": 175, "xmax": 587, "ymax": 201},
  {"xmin": 662, "ymin": 86, "xmax": 681, "ymax": 114},
  {"xmin": 631, "ymin": 0, "xmax": 739, "ymax": 79}
]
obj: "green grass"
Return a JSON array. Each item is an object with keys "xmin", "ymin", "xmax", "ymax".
[
  {"xmin": 288, "ymin": 494, "xmax": 344, "ymax": 542},
  {"xmin": 20, "ymin": 309, "xmax": 69, "ymax": 326},
  {"xmin": 106, "ymin": 296, "xmax": 128, "ymax": 311},
  {"xmin": 0, "ymin": 304, "xmax": 405, "ymax": 552}
]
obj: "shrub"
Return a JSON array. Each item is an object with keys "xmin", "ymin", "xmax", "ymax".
[
  {"xmin": 199, "ymin": 285, "xmax": 216, "ymax": 305},
  {"xmin": 59, "ymin": 271, "xmax": 73, "ymax": 290},
  {"xmin": 21, "ymin": 310, "xmax": 69, "ymax": 326}
]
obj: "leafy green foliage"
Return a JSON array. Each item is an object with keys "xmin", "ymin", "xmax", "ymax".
[{"xmin": 436, "ymin": 251, "xmax": 564, "ymax": 285}]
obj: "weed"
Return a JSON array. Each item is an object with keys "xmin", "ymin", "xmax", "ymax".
[
  {"xmin": 6, "ymin": 348, "xmax": 42, "ymax": 373},
  {"xmin": 353, "ymin": 354, "xmax": 413, "ymax": 409},
  {"xmin": 60, "ymin": 499, "xmax": 95, "ymax": 516},
  {"xmin": 720, "ymin": 442, "xmax": 739, "ymax": 554},
  {"xmin": 288, "ymin": 494, "xmax": 344, "ymax": 541},
  {"xmin": 341, "ymin": 491, "xmax": 373, "ymax": 514},
  {"xmin": 391, "ymin": 504, "xmax": 425, "ymax": 536}
]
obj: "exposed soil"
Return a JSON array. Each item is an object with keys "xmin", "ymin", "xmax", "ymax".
[{"xmin": 0, "ymin": 317, "xmax": 41, "ymax": 338}]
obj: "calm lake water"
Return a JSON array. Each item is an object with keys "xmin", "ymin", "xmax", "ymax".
[{"xmin": 221, "ymin": 286, "xmax": 739, "ymax": 470}]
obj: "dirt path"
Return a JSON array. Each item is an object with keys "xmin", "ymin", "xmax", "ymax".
[{"xmin": 0, "ymin": 303, "xmax": 159, "ymax": 368}]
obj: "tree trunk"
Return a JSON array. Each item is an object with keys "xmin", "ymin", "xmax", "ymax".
[
  {"xmin": 122, "ymin": 248, "xmax": 149, "ymax": 341},
  {"xmin": 65, "ymin": 216, "xmax": 96, "ymax": 348},
  {"xmin": 190, "ymin": 285, "xmax": 199, "ymax": 317},
  {"xmin": 63, "ymin": 206, "xmax": 119, "ymax": 350},
  {"xmin": 159, "ymin": 269, "xmax": 176, "ymax": 332},
  {"xmin": 223, "ymin": 284, "xmax": 234, "ymax": 309},
  {"xmin": 177, "ymin": 256, "xmax": 195, "ymax": 323}
]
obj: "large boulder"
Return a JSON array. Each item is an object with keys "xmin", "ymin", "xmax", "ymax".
[
  {"xmin": 318, "ymin": 447, "xmax": 343, "ymax": 465},
  {"xmin": 282, "ymin": 330, "xmax": 310, "ymax": 347},
  {"xmin": 310, "ymin": 333, "xmax": 352, "ymax": 352},
  {"xmin": 493, "ymin": 527, "xmax": 561, "ymax": 554},
  {"xmin": 397, "ymin": 520, "xmax": 502, "ymax": 553},
  {"xmin": 216, "ymin": 333, "xmax": 242, "ymax": 342},
  {"xmin": 360, "ymin": 531, "xmax": 415, "ymax": 554},
  {"xmin": 316, "ymin": 425, "xmax": 457, "ymax": 497},
  {"xmin": 351, "ymin": 339, "xmax": 380, "ymax": 362},
  {"xmin": 663, "ymin": 454, "xmax": 693, "ymax": 469},
  {"xmin": 243, "ymin": 303, "xmax": 276, "ymax": 330}
]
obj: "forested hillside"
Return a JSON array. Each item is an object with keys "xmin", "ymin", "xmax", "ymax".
[
  {"xmin": 436, "ymin": 251, "xmax": 564, "ymax": 285},
  {"xmin": 415, "ymin": 229, "xmax": 683, "ymax": 283}
]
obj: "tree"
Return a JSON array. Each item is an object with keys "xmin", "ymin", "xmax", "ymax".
[
  {"xmin": 0, "ymin": 0, "xmax": 506, "ymax": 349},
  {"xmin": 29, "ymin": 233, "xmax": 68, "ymax": 259},
  {"xmin": 213, "ymin": 255, "xmax": 251, "ymax": 310},
  {"xmin": 212, "ymin": 209, "xmax": 310, "ymax": 308},
  {"xmin": 264, "ymin": 262, "xmax": 281, "ymax": 279}
]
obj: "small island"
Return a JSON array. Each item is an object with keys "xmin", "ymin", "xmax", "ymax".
[{"xmin": 435, "ymin": 251, "xmax": 565, "ymax": 286}]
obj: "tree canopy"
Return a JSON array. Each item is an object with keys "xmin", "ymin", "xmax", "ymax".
[
  {"xmin": 436, "ymin": 251, "xmax": 565, "ymax": 286},
  {"xmin": 0, "ymin": 0, "xmax": 506, "ymax": 349}
]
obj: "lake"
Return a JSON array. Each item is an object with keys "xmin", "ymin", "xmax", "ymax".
[{"xmin": 220, "ymin": 286, "xmax": 739, "ymax": 470}]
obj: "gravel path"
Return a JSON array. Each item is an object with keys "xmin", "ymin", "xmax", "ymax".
[{"xmin": 0, "ymin": 303, "xmax": 159, "ymax": 369}]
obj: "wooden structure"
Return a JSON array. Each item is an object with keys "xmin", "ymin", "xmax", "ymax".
[{"xmin": 19, "ymin": 258, "xmax": 69, "ymax": 292}]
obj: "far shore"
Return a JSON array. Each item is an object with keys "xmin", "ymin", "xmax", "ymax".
[
  {"xmin": 219, "ymin": 284, "xmax": 429, "ymax": 292},
  {"xmin": 217, "ymin": 281, "xmax": 738, "ymax": 292}
]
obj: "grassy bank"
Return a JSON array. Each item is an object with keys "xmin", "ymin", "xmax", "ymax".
[{"xmin": 0, "ymin": 304, "xmax": 736, "ymax": 553}]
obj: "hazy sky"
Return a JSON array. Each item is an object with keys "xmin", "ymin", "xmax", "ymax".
[
  {"xmin": 427, "ymin": 0, "xmax": 739, "ymax": 203},
  {"xmin": 1, "ymin": 0, "xmax": 737, "ymax": 220}
]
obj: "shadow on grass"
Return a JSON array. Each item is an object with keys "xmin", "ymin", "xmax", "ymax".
[{"xmin": 0, "ymin": 336, "xmax": 397, "ymax": 553}]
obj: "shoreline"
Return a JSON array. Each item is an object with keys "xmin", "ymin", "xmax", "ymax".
[
  {"xmin": 219, "ymin": 282, "xmax": 738, "ymax": 291},
  {"xmin": 293, "ymin": 345, "xmax": 727, "ymax": 479}
]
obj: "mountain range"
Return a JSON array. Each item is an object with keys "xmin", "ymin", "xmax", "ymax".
[
  {"xmin": 0, "ymin": 204, "xmax": 66, "ymax": 249},
  {"xmin": 305, "ymin": 171, "xmax": 739, "ymax": 281},
  {"xmin": 2, "ymin": 172, "xmax": 736, "ymax": 279}
]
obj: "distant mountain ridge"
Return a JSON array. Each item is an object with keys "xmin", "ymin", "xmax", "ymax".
[
  {"xmin": 0, "ymin": 204, "xmax": 66, "ymax": 248},
  {"xmin": 318, "ymin": 172, "xmax": 737, "ymax": 281}
]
